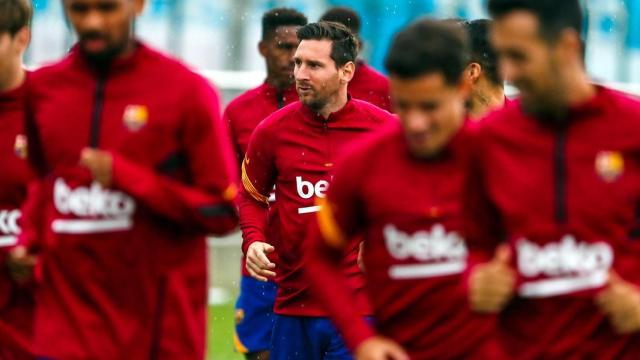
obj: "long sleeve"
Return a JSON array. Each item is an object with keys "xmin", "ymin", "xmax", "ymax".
[
  {"xmin": 222, "ymin": 107, "xmax": 244, "ymax": 167},
  {"xmin": 303, "ymin": 154, "xmax": 375, "ymax": 351},
  {"xmin": 20, "ymin": 86, "xmax": 48, "ymax": 251},
  {"xmin": 111, "ymin": 78, "xmax": 238, "ymax": 235},
  {"xmin": 239, "ymin": 120, "xmax": 277, "ymax": 255},
  {"xmin": 461, "ymin": 126, "xmax": 505, "ymax": 281},
  {"xmin": 16, "ymin": 180, "xmax": 46, "ymax": 252}
]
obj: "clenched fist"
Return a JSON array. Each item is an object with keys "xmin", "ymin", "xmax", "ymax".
[{"xmin": 596, "ymin": 271, "xmax": 640, "ymax": 334}]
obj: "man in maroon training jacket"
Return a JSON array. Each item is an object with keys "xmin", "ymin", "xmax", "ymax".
[
  {"xmin": 240, "ymin": 21, "xmax": 393, "ymax": 359},
  {"xmin": 224, "ymin": 8, "xmax": 307, "ymax": 360},
  {"xmin": 0, "ymin": 0, "xmax": 34, "ymax": 358},
  {"xmin": 303, "ymin": 19, "xmax": 500, "ymax": 360},
  {"xmin": 319, "ymin": 7, "xmax": 391, "ymax": 112},
  {"xmin": 466, "ymin": 0, "xmax": 640, "ymax": 358},
  {"xmin": 19, "ymin": 0, "xmax": 238, "ymax": 358}
]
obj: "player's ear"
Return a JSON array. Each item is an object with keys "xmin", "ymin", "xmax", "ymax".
[
  {"xmin": 340, "ymin": 61, "xmax": 356, "ymax": 84},
  {"xmin": 466, "ymin": 63, "xmax": 482, "ymax": 84},
  {"xmin": 258, "ymin": 40, "xmax": 269, "ymax": 58},
  {"xmin": 14, "ymin": 27, "xmax": 31, "ymax": 54},
  {"xmin": 555, "ymin": 28, "xmax": 581, "ymax": 66}
]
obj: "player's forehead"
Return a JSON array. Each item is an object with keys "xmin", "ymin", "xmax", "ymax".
[
  {"xmin": 272, "ymin": 26, "xmax": 300, "ymax": 41},
  {"xmin": 294, "ymin": 39, "xmax": 332, "ymax": 61},
  {"xmin": 64, "ymin": 0, "xmax": 127, "ymax": 8},
  {"xmin": 491, "ymin": 10, "xmax": 543, "ymax": 46},
  {"xmin": 391, "ymin": 72, "xmax": 451, "ymax": 99}
]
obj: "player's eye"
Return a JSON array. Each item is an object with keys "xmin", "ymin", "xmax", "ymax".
[{"xmin": 69, "ymin": 3, "xmax": 89, "ymax": 13}]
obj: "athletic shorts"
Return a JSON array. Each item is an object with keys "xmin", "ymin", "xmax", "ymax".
[
  {"xmin": 270, "ymin": 315, "xmax": 353, "ymax": 360},
  {"xmin": 233, "ymin": 275, "xmax": 278, "ymax": 354}
]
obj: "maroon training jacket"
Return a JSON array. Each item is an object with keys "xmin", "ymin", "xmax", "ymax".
[
  {"xmin": 465, "ymin": 86, "xmax": 640, "ymax": 359},
  {"xmin": 23, "ymin": 43, "xmax": 238, "ymax": 359}
]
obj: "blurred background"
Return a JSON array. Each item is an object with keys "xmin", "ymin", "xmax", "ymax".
[
  {"xmin": 26, "ymin": 0, "xmax": 640, "ymax": 359},
  {"xmin": 29, "ymin": 0, "xmax": 640, "ymax": 99}
]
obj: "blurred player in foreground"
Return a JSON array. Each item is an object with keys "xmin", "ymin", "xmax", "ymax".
[
  {"xmin": 466, "ymin": 0, "xmax": 640, "ymax": 357},
  {"xmin": 304, "ymin": 19, "xmax": 501, "ymax": 360},
  {"xmin": 19, "ymin": 0, "xmax": 238, "ymax": 358},
  {"xmin": 0, "ymin": 0, "xmax": 34, "ymax": 358}
]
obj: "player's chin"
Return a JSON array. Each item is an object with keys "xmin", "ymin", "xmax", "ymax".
[{"xmin": 298, "ymin": 94, "xmax": 315, "ymax": 105}]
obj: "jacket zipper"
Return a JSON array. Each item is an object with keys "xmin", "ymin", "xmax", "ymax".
[
  {"xmin": 89, "ymin": 74, "xmax": 107, "ymax": 148},
  {"xmin": 554, "ymin": 128, "xmax": 568, "ymax": 224},
  {"xmin": 276, "ymin": 89, "xmax": 285, "ymax": 109},
  {"xmin": 322, "ymin": 118, "xmax": 332, "ymax": 168}
]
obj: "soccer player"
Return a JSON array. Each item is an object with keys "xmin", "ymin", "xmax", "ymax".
[
  {"xmin": 460, "ymin": 19, "xmax": 507, "ymax": 119},
  {"xmin": 240, "ymin": 21, "xmax": 394, "ymax": 360},
  {"xmin": 20, "ymin": 0, "xmax": 238, "ymax": 358},
  {"xmin": 466, "ymin": 0, "xmax": 640, "ymax": 358},
  {"xmin": 303, "ymin": 19, "xmax": 500, "ymax": 360},
  {"xmin": 224, "ymin": 7, "xmax": 307, "ymax": 360},
  {"xmin": 0, "ymin": 0, "xmax": 34, "ymax": 357},
  {"xmin": 319, "ymin": 7, "xmax": 391, "ymax": 112}
]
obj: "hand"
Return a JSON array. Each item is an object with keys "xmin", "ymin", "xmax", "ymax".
[
  {"xmin": 469, "ymin": 244, "xmax": 516, "ymax": 313},
  {"xmin": 79, "ymin": 148, "xmax": 113, "ymax": 187},
  {"xmin": 596, "ymin": 271, "xmax": 640, "ymax": 334},
  {"xmin": 7, "ymin": 246, "xmax": 37, "ymax": 284},
  {"xmin": 246, "ymin": 242, "xmax": 276, "ymax": 282},
  {"xmin": 355, "ymin": 336, "xmax": 410, "ymax": 360}
]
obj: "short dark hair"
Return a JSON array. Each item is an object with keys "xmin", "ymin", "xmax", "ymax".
[
  {"xmin": 488, "ymin": 0, "xmax": 583, "ymax": 42},
  {"xmin": 385, "ymin": 18, "xmax": 469, "ymax": 84},
  {"xmin": 319, "ymin": 7, "xmax": 361, "ymax": 35},
  {"xmin": 462, "ymin": 19, "xmax": 502, "ymax": 85},
  {"xmin": 297, "ymin": 21, "xmax": 358, "ymax": 68},
  {"xmin": 0, "ymin": 0, "xmax": 32, "ymax": 36},
  {"xmin": 262, "ymin": 8, "xmax": 308, "ymax": 41}
]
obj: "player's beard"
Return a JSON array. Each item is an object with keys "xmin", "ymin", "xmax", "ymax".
[
  {"xmin": 302, "ymin": 92, "xmax": 330, "ymax": 114},
  {"xmin": 520, "ymin": 86, "xmax": 568, "ymax": 126},
  {"xmin": 78, "ymin": 24, "xmax": 135, "ymax": 71},
  {"xmin": 80, "ymin": 33, "xmax": 127, "ymax": 70}
]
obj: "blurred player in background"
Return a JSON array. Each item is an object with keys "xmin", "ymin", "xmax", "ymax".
[
  {"xmin": 0, "ymin": 0, "xmax": 34, "ymax": 358},
  {"xmin": 320, "ymin": 7, "xmax": 392, "ymax": 112},
  {"xmin": 240, "ymin": 21, "xmax": 393, "ymax": 360},
  {"xmin": 466, "ymin": 0, "xmax": 640, "ymax": 357},
  {"xmin": 460, "ymin": 19, "xmax": 507, "ymax": 119},
  {"xmin": 304, "ymin": 19, "xmax": 501, "ymax": 360},
  {"xmin": 224, "ymin": 7, "xmax": 307, "ymax": 360},
  {"xmin": 19, "ymin": 0, "xmax": 238, "ymax": 358}
]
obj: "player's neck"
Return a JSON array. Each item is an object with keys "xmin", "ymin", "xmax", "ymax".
[
  {"xmin": 0, "ymin": 63, "xmax": 25, "ymax": 93},
  {"xmin": 468, "ymin": 86, "xmax": 505, "ymax": 119},
  {"xmin": 564, "ymin": 70, "xmax": 596, "ymax": 107},
  {"xmin": 265, "ymin": 76, "xmax": 293, "ymax": 91},
  {"xmin": 317, "ymin": 89, "xmax": 348, "ymax": 119},
  {"xmin": 117, "ymin": 39, "xmax": 138, "ymax": 60}
]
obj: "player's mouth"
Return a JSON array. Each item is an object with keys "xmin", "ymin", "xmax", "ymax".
[
  {"xmin": 81, "ymin": 37, "xmax": 109, "ymax": 54},
  {"xmin": 297, "ymin": 84, "xmax": 314, "ymax": 95}
]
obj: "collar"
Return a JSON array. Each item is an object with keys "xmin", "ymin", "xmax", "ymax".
[
  {"xmin": 298, "ymin": 95, "xmax": 356, "ymax": 127},
  {"xmin": 566, "ymin": 84, "xmax": 608, "ymax": 118}
]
